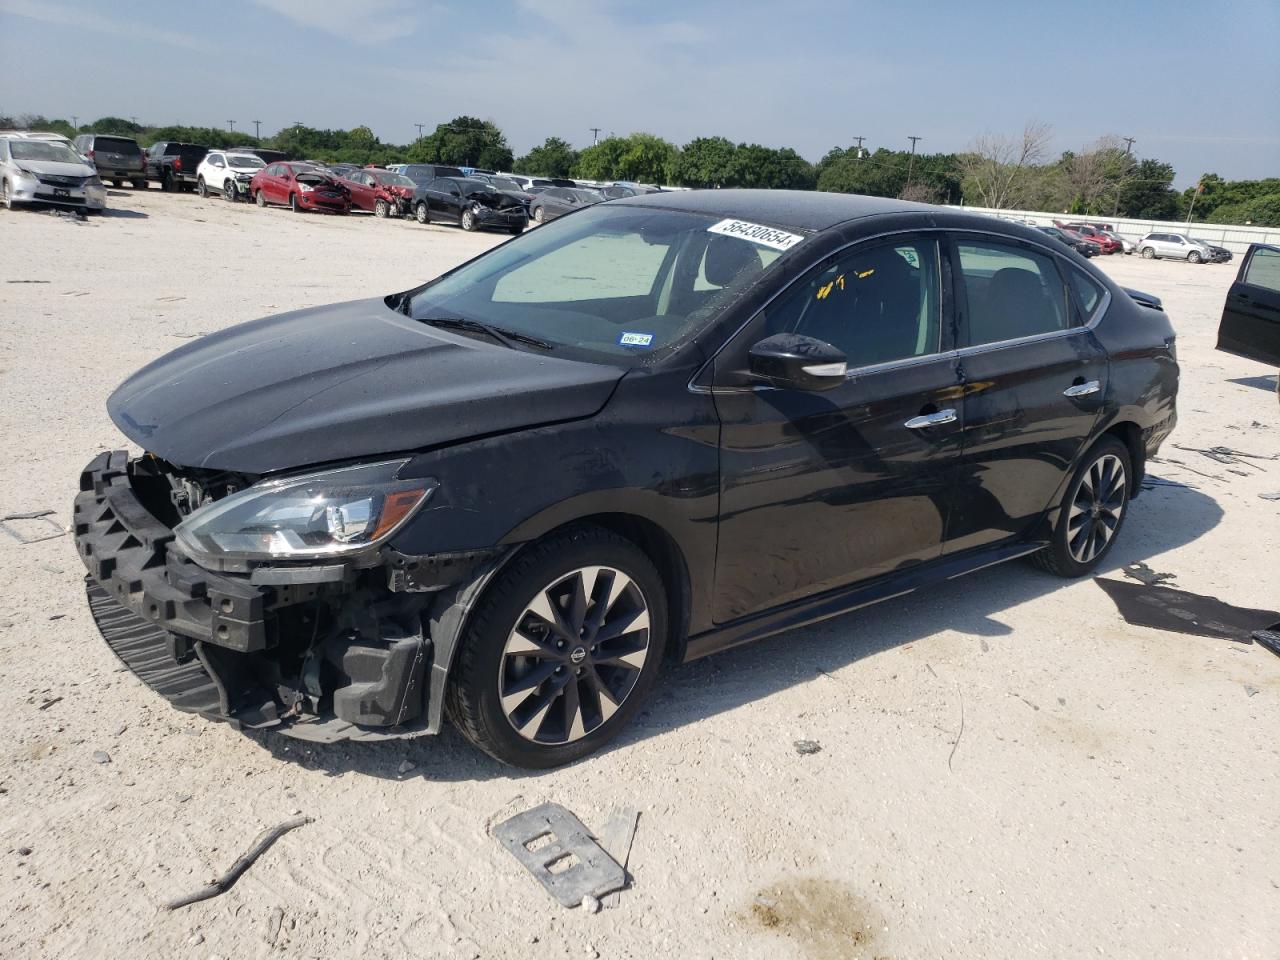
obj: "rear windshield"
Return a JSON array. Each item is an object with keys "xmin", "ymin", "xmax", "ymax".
[
  {"xmin": 370, "ymin": 170, "xmax": 414, "ymax": 187},
  {"xmin": 10, "ymin": 140, "xmax": 83, "ymax": 163},
  {"xmin": 95, "ymin": 137, "xmax": 140, "ymax": 154}
]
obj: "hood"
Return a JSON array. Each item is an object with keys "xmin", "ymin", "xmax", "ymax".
[
  {"xmin": 467, "ymin": 189, "xmax": 523, "ymax": 210},
  {"xmin": 14, "ymin": 158, "xmax": 96, "ymax": 178},
  {"xmin": 108, "ymin": 297, "xmax": 625, "ymax": 474}
]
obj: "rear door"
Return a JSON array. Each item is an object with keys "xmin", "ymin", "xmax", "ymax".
[
  {"xmin": 1217, "ymin": 244, "xmax": 1280, "ymax": 367},
  {"xmin": 943, "ymin": 234, "xmax": 1108, "ymax": 555}
]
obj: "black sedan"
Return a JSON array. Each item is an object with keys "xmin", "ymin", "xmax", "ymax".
[
  {"xmin": 1037, "ymin": 225, "xmax": 1100, "ymax": 258},
  {"xmin": 529, "ymin": 186, "xmax": 603, "ymax": 224},
  {"xmin": 411, "ymin": 176, "xmax": 527, "ymax": 233},
  {"xmin": 73, "ymin": 190, "xmax": 1178, "ymax": 768}
]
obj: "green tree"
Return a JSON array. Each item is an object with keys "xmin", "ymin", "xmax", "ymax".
[
  {"xmin": 674, "ymin": 136, "xmax": 738, "ymax": 187},
  {"xmin": 516, "ymin": 137, "xmax": 579, "ymax": 177},
  {"xmin": 1116, "ymin": 159, "xmax": 1178, "ymax": 219},
  {"xmin": 409, "ymin": 116, "xmax": 512, "ymax": 169},
  {"xmin": 574, "ymin": 133, "xmax": 678, "ymax": 184},
  {"xmin": 88, "ymin": 116, "xmax": 143, "ymax": 136},
  {"xmin": 732, "ymin": 144, "xmax": 815, "ymax": 190}
]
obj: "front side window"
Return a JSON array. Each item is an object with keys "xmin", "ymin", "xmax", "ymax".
[
  {"xmin": 404, "ymin": 205, "xmax": 789, "ymax": 361},
  {"xmin": 957, "ymin": 240, "xmax": 1069, "ymax": 345},
  {"xmin": 1244, "ymin": 247, "xmax": 1280, "ymax": 292},
  {"xmin": 757, "ymin": 238, "xmax": 941, "ymax": 368}
]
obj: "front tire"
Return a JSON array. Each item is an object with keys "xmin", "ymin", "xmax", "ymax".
[
  {"xmin": 1031, "ymin": 436, "xmax": 1131, "ymax": 578},
  {"xmin": 1, "ymin": 178, "xmax": 11, "ymax": 210},
  {"xmin": 533, "ymin": 205, "xmax": 546, "ymax": 224},
  {"xmin": 460, "ymin": 208, "xmax": 478, "ymax": 231},
  {"xmin": 196, "ymin": 176, "xmax": 207, "ymax": 198},
  {"xmin": 289, "ymin": 193, "xmax": 301, "ymax": 213},
  {"xmin": 374, "ymin": 198, "xmax": 389, "ymax": 218},
  {"xmin": 255, "ymin": 189, "xmax": 266, "ymax": 208},
  {"xmin": 1188, "ymin": 251, "xmax": 1202, "ymax": 264},
  {"xmin": 414, "ymin": 201, "xmax": 429, "ymax": 224},
  {"xmin": 1140, "ymin": 247, "xmax": 1155, "ymax": 259},
  {"xmin": 446, "ymin": 525, "xmax": 667, "ymax": 768},
  {"xmin": 224, "ymin": 179, "xmax": 237, "ymax": 202}
]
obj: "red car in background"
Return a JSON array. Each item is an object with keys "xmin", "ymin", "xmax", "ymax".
[
  {"xmin": 338, "ymin": 167, "xmax": 417, "ymax": 218},
  {"xmin": 250, "ymin": 162, "xmax": 350, "ymax": 214},
  {"xmin": 1061, "ymin": 222, "xmax": 1121, "ymax": 254}
]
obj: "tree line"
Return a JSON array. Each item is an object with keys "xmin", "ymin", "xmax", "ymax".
[{"xmin": 3, "ymin": 111, "xmax": 1276, "ymax": 226}]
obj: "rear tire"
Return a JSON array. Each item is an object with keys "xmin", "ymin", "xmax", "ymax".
[
  {"xmin": 1140, "ymin": 247, "xmax": 1155, "ymax": 259},
  {"xmin": 131, "ymin": 179, "xmax": 147, "ymax": 190},
  {"xmin": 446, "ymin": 524, "xmax": 667, "ymax": 768},
  {"xmin": 414, "ymin": 201, "xmax": 429, "ymax": 224},
  {"xmin": 196, "ymin": 177, "xmax": 207, "ymax": 198},
  {"xmin": 1030, "ymin": 436, "xmax": 1131, "ymax": 578},
  {"xmin": 161, "ymin": 171, "xmax": 175, "ymax": 192},
  {"xmin": 112, "ymin": 178, "xmax": 122, "ymax": 188}
]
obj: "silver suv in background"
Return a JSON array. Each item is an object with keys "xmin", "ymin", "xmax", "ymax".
[
  {"xmin": 0, "ymin": 136, "xmax": 107, "ymax": 212},
  {"xmin": 1138, "ymin": 232, "xmax": 1213, "ymax": 263}
]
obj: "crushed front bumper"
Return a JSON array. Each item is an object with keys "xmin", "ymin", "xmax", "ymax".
[{"xmin": 73, "ymin": 452, "xmax": 441, "ymax": 741}]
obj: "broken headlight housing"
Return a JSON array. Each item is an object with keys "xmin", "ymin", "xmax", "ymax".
[{"xmin": 173, "ymin": 460, "xmax": 436, "ymax": 564}]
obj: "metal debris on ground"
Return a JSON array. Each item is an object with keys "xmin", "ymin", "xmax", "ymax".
[
  {"xmin": 1173, "ymin": 444, "xmax": 1277, "ymax": 468},
  {"xmin": 0, "ymin": 510, "xmax": 65, "ymax": 545},
  {"xmin": 38, "ymin": 697, "xmax": 62, "ymax": 711},
  {"xmin": 91, "ymin": 751, "xmax": 110, "ymax": 764},
  {"xmin": 1095, "ymin": 578, "xmax": 1279, "ymax": 645},
  {"xmin": 1260, "ymin": 492, "xmax": 1280, "ymax": 501},
  {"xmin": 1123, "ymin": 562, "xmax": 1177, "ymax": 587},
  {"xmin": 493, "ymin": 802, "xmax": 625, "ymax": 908},
  {"xmin": 794, "ymin": 740, "xmax": 822, "ymax": 755},
  {"xmin": 164, "ymin": 816, "xmax": 313, "ymax": 910},
  {"xmin": 1244, "ymin": 686, "xmax": 1260, "ymax": 697},
  {"xmin": 1253, "ymin": 626, "xmax": 1280, "ymax": 659},
  {"xmin": 595, "ymin": 807, "xmax": 640, "ymax": 909}
]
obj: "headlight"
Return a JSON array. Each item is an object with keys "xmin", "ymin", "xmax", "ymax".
[
  {"xmin": 174, "ymin": 460, "xmax": 436, "ymax": 563},
  {"xmin": 298, "ymin": 181, "xmax": 314, "ymax": 193}
]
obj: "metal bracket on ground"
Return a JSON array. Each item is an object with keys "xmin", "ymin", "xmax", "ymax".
[{"xmin": 493, "ymin": 802, "xmax": 626, "ymax": 908}]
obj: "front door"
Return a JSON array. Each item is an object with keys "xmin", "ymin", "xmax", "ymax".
[
  {"xmin": 1217, "ymin": 244, "xmax": 1280, "ymax": 369},
  {"xmin": 712, "ymin": 234, "xmax": 963, "ymax": 623},
  {"xmin": 943, "ymin": 235, "xmax": 1108, "ymax": 554}
]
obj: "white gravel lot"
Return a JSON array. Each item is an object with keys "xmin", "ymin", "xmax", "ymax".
[{"xmin": 0, "ymin": 189, "xmax": 1277, "ymax": 960}]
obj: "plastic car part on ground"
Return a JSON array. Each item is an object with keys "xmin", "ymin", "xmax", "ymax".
[
  {"xmin": 1094, "ymin": 577, "xmax": 1279, "ymax": 644},
  {"xmin": 493, "ymin": 802, "xmax": 626, "ymax": 907}
]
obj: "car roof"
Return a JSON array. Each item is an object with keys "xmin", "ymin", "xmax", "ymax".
[{"xmin": 616, "ymin": 188, "xmax": 932, "ymax": 232}]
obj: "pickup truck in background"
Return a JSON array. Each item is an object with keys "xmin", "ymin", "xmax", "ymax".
[{"xmin": 146, "ymin": 141, "xmax": 209, "ymax": 192}]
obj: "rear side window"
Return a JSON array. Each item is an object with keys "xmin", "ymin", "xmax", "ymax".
[
  {"xmin": 957, "ymin": 240, "xmax": 1069, "ymax": 345},
  {"xmin": 761, "ymin": 238, "xmax": 942, "ymax": 368},
  {"xmin": 1069, "ymin": 269, "xmax": 1105, "ymax": 320},
  {"xmin": 1244, "ymin": 248, "xmax": 1280, "ymax": 292}
]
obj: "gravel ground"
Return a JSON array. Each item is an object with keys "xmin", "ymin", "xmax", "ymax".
[{"xmin": 0, "ymin": 189, "xmax": 1277, "ymax": 960}]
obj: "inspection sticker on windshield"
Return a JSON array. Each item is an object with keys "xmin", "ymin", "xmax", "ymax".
[
  {"xmin": 618, "ymin": 332, "xmax": 654, "ymax": 348},
  {"xmin": 707, "ymin": 218, "xmax": 806, "ymax": 251}
]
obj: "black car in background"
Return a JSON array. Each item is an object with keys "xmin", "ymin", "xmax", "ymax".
[
  {"xmin": 146, "ymin": 141, "xmax": 210, "ymax": 192},
  {"xmin": 411, "ymin": 176, "xmax": 527, "ymax": 232},
  {"xmin": 72, "ymin": 134, "xmax": 148, "ymax": 188},
  {"xmin": 1217, "ymin": 242, "xmax": 1280, "ymax": 403},
  {"xmin": 398, "ymin": 163, "xmax": 465, "ymax": 185},
  {"xmin": 529, "ymin": 186, "xmax": 603, "ymax": 223},
  {"xmin": 73, "ymin": 191, "xmax": 1178, "ymax": 768},
  {"xmin": 1037, "ymin": 225, "xmax": 1099, "ymax": 258},
  {"xmin": 242, "ymin": 148, "xmax": 289, "ymax": 164}
]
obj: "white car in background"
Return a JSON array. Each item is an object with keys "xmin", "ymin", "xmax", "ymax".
[
  {"xmin": 1137, "ymin": 232, "xmax": 1213, "ymax": 263},
  {"xmin": 196, "ymin": 150, "xmax": 266, "ymax": 202},
  {"xmin": 0, "ymin": 135, "xmax": 106, "ymax": 212}
]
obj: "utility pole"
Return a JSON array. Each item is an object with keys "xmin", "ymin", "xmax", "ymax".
[
  {"xmin": 852, "ymin": 135, "xmax": 865, "ymax": 158},
  {"xmin": 253, "ymin": 119, "xmax": 261, "ymax": 139},
  {"xmin": 414, "ymin": 123, "xmax": 425, "ymax": 139},
  {"xmin": 589, "ymin": 127, "xmax": 601, "ymax": 145},
  {"xmin": 227, "ymin": 120, "xmax": 235, "ymax": 132},
  {"xmin": 905, "ymin": 135, "xmax": 922, "ymax": 189},
  {"xmin": 71, "ymin": 115, "xmax": 78, "ymax": 131},
  {"xmin": 1185, "ymin": 178, "xmax": 1204, "ymax": 231},
  {"xmin": 130, "ymin": 116, "xmax": 138, "ymax": 126},
  {"xmin": 1113, "ymin": 137, "xmax": 1136, "ymax": 217}
]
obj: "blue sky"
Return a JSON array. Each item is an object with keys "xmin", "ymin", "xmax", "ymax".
[{"xmin": 2, "ymin": 0, "xmax": 1276, "ymax": 187}]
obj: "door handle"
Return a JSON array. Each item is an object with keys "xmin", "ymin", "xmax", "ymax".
[
  {"xmin": 904, "ymin": 408, "xmax": 958, "ymax": 429},
  {"xmin": 1063, "ymin": 379, "xmax": 1101, "ymax": 398}
]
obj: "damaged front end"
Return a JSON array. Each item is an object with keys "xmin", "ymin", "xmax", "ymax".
[{"xmin": 73, "ymin": 451, "xmax": 502, "ymax": 742}]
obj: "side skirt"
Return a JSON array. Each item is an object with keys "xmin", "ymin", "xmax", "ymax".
[{"xmin": 683, "ymin": 541, "xmax": 1046, "ymax": 662}]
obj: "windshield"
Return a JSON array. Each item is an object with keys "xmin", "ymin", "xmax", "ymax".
[
  {"xmin": 404, "ymin": 205, "xmax": 789, "ymax": 362},
  {"xmin": 492, "ymin": 177, "xmax": 523, "ymax": 192},
  {"xmin": 227, "ymin": 155, "xmax": 265, "ymax": 169},
  {"xmin": 11, "ymin": 140, "xmax": 84, "ymax": 163}
]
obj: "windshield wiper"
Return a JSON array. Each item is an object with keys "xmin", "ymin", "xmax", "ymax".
[{"xmin": 422, "ymin": 316, "xmax": 553, "ymax": 351}]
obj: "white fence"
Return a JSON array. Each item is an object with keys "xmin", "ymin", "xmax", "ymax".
[{"xmin": 946, "ymin": 204, "xmax": 1280, "ymax": 255}]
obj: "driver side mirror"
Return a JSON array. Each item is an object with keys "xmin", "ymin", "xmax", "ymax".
[{"xmin": 748, "ymin": 334, "xmax": 847, "ymax": 392}]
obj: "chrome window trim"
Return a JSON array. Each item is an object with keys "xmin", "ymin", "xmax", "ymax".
[{"xmin": 690, "ymin": 225, "xmax": 1111, "ymax": 394}]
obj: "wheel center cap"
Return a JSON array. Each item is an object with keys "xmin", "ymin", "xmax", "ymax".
[
  {"xmin": 1090, "ymin": 503, "xmax": 1101, "ymax": 518},
  {"xmin": 569, "ymin": 646, "xmax": 587, "ymax": 665}
]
